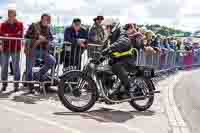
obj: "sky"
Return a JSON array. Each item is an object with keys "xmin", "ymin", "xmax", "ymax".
[{"xmin": 0, "ymin": 0, "xmax": 200, "ymax": 32}]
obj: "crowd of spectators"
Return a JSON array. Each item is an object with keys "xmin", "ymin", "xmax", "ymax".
[{"xmin": 0, "ymin": 7, "xmax": 199, "ymax": 93}]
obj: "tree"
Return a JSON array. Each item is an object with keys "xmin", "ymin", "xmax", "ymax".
[{"xmin": 156, "ymin": 28, "xmax": 170, "ymax": 36}]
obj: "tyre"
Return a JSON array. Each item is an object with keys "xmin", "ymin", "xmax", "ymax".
[
  {"xmin": 58, "ymin": 70, "xmax": 98, "ymax": 112},
  {"xmin": 129, "ymin": 78, "xmax": 155, "ymax": 111}
]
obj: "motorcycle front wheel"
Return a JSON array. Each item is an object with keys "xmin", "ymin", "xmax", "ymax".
[{"xmin": 58, "ymin": 70, "xmax": 98, "ymax": 112}]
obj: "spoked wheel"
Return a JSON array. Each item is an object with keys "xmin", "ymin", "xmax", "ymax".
[
  {"xmin": 129, "ymin": 77, "xmax": 155, "ymax": 111},
  {"xmin": 58, "ymin": 71, "xmax": 98, "ymax": 112}
]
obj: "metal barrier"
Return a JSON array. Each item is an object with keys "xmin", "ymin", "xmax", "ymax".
[
  {"xmin": 136, "ymin": 50, "xmax": 177, "ymax": 73},
  {"xmin": 62, "ymin": 42, "xmax": 104, "ymax": 71},
  {"xmin": 1, "ymin": 36, "xmax": 200, "ymax": 94},
  {"xmin": 0, "ymin": 36, "xmax": 62, "ymax": 95}
]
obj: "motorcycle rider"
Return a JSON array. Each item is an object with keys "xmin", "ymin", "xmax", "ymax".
[{"xmin": 102, "ymin": 18, "xmax": 138, "ymax": 96}]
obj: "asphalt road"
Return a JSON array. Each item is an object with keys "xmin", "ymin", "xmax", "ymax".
[
  {"xmin": 0, "ymin": 78, "xmax": 170, "ymax": 133},
  {"xmin": 174, "ymin": 69, "xmax": 200, "ymax": 133}
]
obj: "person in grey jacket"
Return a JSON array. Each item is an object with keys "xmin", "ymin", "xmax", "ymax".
[
  {"xmin": 88, "ymin": 16, "xmax": 105, "ymax": 59},
  {"xmin": 88, "ymin": 16, "xmax": 105, "ymax": 44}
]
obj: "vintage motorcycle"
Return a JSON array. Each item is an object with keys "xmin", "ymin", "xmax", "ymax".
[{"xmin": 58, "ymin": 50, "xmax": 160, "ymax": 112}]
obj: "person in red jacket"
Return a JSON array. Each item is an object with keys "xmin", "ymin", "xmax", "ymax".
[{"xmin": 0, "ymin": 9, "xmax": 23, "ymax": 92}]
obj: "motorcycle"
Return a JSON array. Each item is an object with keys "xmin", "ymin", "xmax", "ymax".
[{"xmin": 58, "ymin": 50, "xmax": 160, "ymax": 112}]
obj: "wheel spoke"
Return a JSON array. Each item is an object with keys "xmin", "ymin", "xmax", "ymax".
[
  {"xmin": 63, "ymin": 78, "xmax": 92, "ymax": 107},
  {"xmin": 58, "ymin": 71, "xmax": 98, "ymax": 112}
]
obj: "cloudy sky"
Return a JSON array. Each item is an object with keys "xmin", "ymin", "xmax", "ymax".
[{"xmin": 0, "ymin": 0, "xmax": 200, "ymax": 32}]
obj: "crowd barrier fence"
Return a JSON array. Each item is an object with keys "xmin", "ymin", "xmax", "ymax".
[{"xmin": 0, "ymin": 36, "xmax": 200, "ymax": 95}]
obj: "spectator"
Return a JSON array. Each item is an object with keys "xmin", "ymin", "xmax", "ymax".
[
  {"xmin": 0, "ymin": 9, "xmax": 23, "ymax": 92},
  {"xmin": 124, "ymin": 25, "xmax": 157, "ymax": 54},
  {"xmin": 124, "ymin": 23, "xmax": 137, "ymax": 35},
  {"xmin": 88, "ymin": 16, "xmax": 105, "ymax": 59},
  {"xmin": 24, "ymin": 13, "xmax": 56, "ymax": 93},
  {"xmin": 161, "ymin": 38, "xmax": 171, "ymax": 50},
  {"xmin": 150, "ymin": 35, "xmax": 161, "ymax": 53},
  {"xmin": 145, "ymin": 30, "xmax": 155, "ymax": 42},
  {"xmin": 88, "ymin": 16, "xmax": 105, "ymax": 44},
  {"xmin": 124, "ymin": 23, "xmax": 144, "ymax": 50},
  {"xmin": 144, "ymin": 31, "xmax": 160, "ymax": 53},
  {"xmin": 176, "ymin": 39, "xmax": 182, "ymax": 50},
  {"xmin": 63, "ymin": 18, "xmax": 88, "ymax": 70},
  {"xmin": 168, "ymin": 37, "xmax": 177, "ymax": 50}
]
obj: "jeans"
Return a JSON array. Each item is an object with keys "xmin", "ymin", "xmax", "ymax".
[
  {"xmin": 1, "ymin": 52, "xmax": 20, "ymax": 87},
  {"xmin": 26, "ymin": 49, "xmax": 56, "ymax": 81}
]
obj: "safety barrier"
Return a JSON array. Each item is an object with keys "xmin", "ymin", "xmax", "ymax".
[
  {"xmin": 0, "ymin": 36, "xmax": 62, "ymax": 95},
  {"xmin": 61, "ymin": 42, "xmax": 200, "ymax": 73},
  {"xmin": 136, "ymin": 49, "xmax": 200, "ymax": 74},
  {"xmin": 62, "ymin": 41, "xmax": 104, "ymax": 72},
  {"xmin": 0, "ymin": 36, "xmax": 200, "ymax": 94},
  {"xmin": 137, "ymin": 50, "xmax": 177, "ymax": 74}
]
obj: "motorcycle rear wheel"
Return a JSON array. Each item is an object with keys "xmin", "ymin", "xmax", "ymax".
[{"xmin": 129, "ymin": 78, "xmax": 155, "ymax": 111}]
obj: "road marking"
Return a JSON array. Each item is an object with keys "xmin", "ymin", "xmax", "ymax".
[
  {"xmin": 101, "ymin": 122, "xmax": 145, "ymax": 133},
  {"xmin": 0, "ymin": 103, "xmax": 82, "ymax": 133},
  {"xmin": 162, "ymin": 71, "xmax": 191, "ymax": 133}
]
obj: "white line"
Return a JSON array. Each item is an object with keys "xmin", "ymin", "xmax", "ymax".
[
  {"xmin": 163, "ymin": 71, "xmax": 190, "ymax": 133},
  {"xmin": 0, "ymin": 103, "xmax": 82, "ymax": 133},
  {"xmin": 101, "ymin": 122, "xmax": 145, "ymax": 133}
]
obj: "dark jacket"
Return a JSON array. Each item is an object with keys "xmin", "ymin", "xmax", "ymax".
[
  {"xmin": 64, "ymin": 26, "xmax": 88, "ymax": 46},
  {"xmin": 109, "ymin": 27, "xmax": 131, "ymax": 53},
  {"xmin": 108, "ymin": 27, "xmax": 137, "ymax": 63},
  {"xmin": 0, "ymin": 20, "xmax": 23, "ymax": 52},
  {"xmin": 25, "ymin": 22, "xmax": 53, "ymax": 50},
  {"xmin": 61, "ymin": 26, "xmax": 88, "ymax": 64}
]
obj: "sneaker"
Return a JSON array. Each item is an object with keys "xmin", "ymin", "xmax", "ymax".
[
  {"xmin": 1, "ymin": 86, "xmax": 7, "ymax": 92},
  {"xmin": 14, "ymin": 83, "xmax": 19, "ymax": 92},
  {"xmin": 28, "ymin": 84, "xmax": 35, "ymax": 94},
  {"xmin": 14, "ymin": 87, "xmax": 19, "ymax": 92}
]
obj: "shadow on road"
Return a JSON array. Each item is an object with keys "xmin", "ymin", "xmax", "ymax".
[
  {"xmin": 53, "ymin": 107, "xmax": 155, "ymax": 123},
  {"xmin": 6, "ymin": 87, "xmax": 59, "ymax": 104},
  {"xmin": 0, "ymin": 90, "xmax": 15, "ymax": 99},
  {"xmin": 12, "ymin": 92, "xmax": 59, "ymax": 104}
]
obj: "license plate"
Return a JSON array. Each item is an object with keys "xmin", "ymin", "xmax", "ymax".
[{"xmin": 144, "ymin": 70, "xmax": 152, "ymax": 77}]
